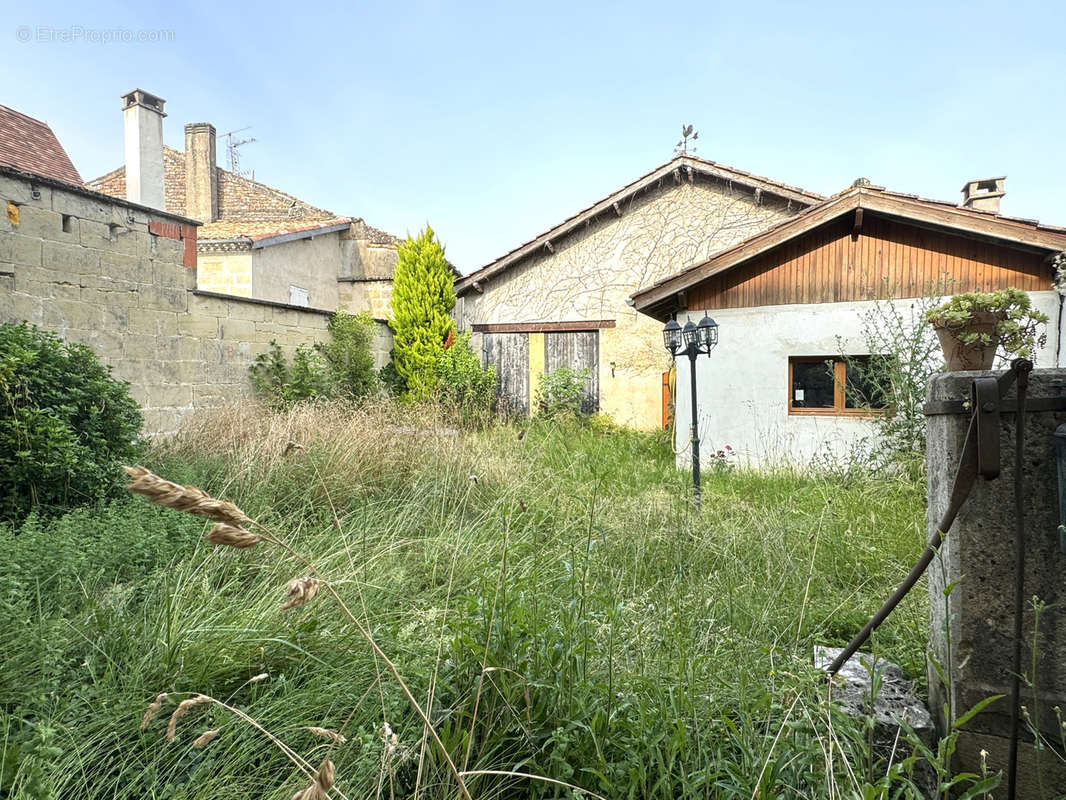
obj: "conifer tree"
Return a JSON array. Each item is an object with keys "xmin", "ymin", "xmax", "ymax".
[{"xmin": 388, "ymin": 226, "xmax": 456, "ymax": 397}]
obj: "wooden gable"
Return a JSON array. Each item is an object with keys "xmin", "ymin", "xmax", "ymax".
[{"xmin": 686, "ymin": 212, "xmax": 1054, "ymax": 311}]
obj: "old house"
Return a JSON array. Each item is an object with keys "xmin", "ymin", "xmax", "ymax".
[
  {"xmin": 88, "ymin": 90, "xmax": 401, "ymax": 331},
  {"xmin": 0, "ymin": 100, "xmax": 352, "ymax": 434},
  {"xmin": 455, "ymin": 155, "xmax": 823, "ymax": 427},
  {"xmin": 631, "ymin": 179, "xmax": 1066, "ymax": 466}
]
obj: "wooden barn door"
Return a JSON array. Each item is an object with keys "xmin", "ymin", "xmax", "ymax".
[
  {"xmin": 482, "ymin": 332, "xmax": 529, "ymax": 415},
  {"xmin": 544, "ymin": 331, "xmax": 599, "ymax": 414}
]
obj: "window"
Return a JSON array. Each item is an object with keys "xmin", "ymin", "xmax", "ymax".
[
  {"xmin": 289, "ymin": 285, "xmax": 309, "ymax": 307},
  {"xmin": 788, "ymin": 356, "xmax": 890, "ymax": 415}
]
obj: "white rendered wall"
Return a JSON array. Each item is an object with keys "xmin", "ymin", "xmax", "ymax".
[
  {"xmin": 123, "ymin": 103, "xmax": 166, "ymax": 211},
  {"xmin": 673, "ymin": 291, "xmax": 1062, "ymax": 468}
]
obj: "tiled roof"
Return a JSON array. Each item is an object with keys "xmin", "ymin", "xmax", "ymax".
[
  {"xmin": 350, "ymin": 218, "xmax": 402, "ymax": 245},
  {"xmin": 631, "ymin": 182, "xmax": 1066, "ymax": 317},
  {"xmin": 0, "ymin": 104, "xmax": 83, "ymax": 185},
  {"xmin": 201, "ymin": 217, "xmax": 353, "ymax": 241},
  {"xmin": 455, "ymin": 154, "xmax": 823, "ymax": 292},
  {"xmin": 88, "ymin": 146, "xmax": 400, "ymax": 244}
]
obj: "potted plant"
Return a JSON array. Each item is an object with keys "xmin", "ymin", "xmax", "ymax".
[{"xmin": 924, "ymin": 288, "xmax": 1049, "ymax": 370}]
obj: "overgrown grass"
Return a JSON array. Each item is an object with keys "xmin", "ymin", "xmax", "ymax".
[{"xmin": 0, "ymin": 401, "xmax": 935, "ymax": 799}]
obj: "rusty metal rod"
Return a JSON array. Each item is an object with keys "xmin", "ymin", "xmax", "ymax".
[
  {"xmin": 827, "ymin": 363, "xmax": 1024, "ymax": 678},
  {"xmin": 826, "ymin": 410, "xmax": 979, "ymax": 676},
  {"xmin": 1007, "ymin": 361, "xmax": 1031, "ymax": 800}
]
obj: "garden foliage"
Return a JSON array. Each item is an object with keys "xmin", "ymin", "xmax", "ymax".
[
  {"xmin": 388, "ymin": 226, "xmax": 456, "ymax": 398},
  {"xmin": 535, "ymin": 366, "xmax": 591, "ymax": 419},
  {"xmin": 0, "ymin": 322, "xmax": 142, "ymax": 521},
  {"xmin": 249, "ymin": 312, "xmax": 379, "ymax": 407},
  {"xmin": 924, "ymin": 288, "xmax": 1048, "ymax": 359},
  {"xmin": 435, "ymin": 332, "xmax": 496, "ymax": 424},
  {"xmin": 838, "ymin": 289, "xmax": 946, "ymax": 474}
]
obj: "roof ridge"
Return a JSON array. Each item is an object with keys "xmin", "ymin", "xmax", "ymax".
[
  {"xmin": 456, "ymin": 155, "xmax": 822, "ymax": 286},
  {"xmin": 0, "ymin": 103, "xmax": 55, "ymax": 129},
  {"xmin": 631, "ymin": 185, "xmax": 1066, "ymax": 314}
]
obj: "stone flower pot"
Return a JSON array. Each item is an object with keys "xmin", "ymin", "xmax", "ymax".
[{"xmin": 931, "ymin": 310, "xmax": 1005, "ymax": 370}]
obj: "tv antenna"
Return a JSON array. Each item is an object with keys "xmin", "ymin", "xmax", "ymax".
[
  {"xmin": 675, "ymin": 124, "xmax": 698, "ymax": 155},
  {"xmin": 222, "ymin": 127, "xmax": 257, "ymax": 176}
]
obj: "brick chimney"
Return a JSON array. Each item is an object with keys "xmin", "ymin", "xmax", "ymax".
[
  {"xmin": 960, "ymin": 177, "xmax": 1005, "ymax": 214},
  {"xmin": 184, "ymin": 123, "xmax": 218, "ymax": 222},
  {"xmin": 121, "ymin": 89, "xmax": 166, "ymax": 210}
]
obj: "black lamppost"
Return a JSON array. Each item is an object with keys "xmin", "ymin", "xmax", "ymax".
[{"xmin": 663, "ymin": 313, "xmax": 719, "ymax": 505}]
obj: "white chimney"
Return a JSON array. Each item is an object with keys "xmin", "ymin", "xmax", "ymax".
[
  {"xmin": 122, "ymin": 89, "xmax": 166, "ymax": 210},
  {"xmin": 960, "ymin": 177, "xmax": 1005, "ymax": 214}
]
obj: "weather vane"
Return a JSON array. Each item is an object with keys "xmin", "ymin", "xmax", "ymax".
[{"xmin": 675, "ymin": 124, "xmax": 698, "ymax": 155}]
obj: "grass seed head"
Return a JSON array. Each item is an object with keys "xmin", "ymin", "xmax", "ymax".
[
  {"xmin": 166, "ymin": 694, "xmax": 211, "ymax": 743},
  {"xmin": 290, "ymin": 757, "xmax": 335, "ymax": 800},
  {"xmin": 193, "ymin": 729, "xmax": 220, "ymax": 748},
  {"xmin": 206, "ymin": 523, "xmax": 261, "ymax": 549},
  {"xmin": 249, "ymin": 672, "xmax": 269, "ymax": 683},
  {"xmin": 140, "ymin": 692, "xmax": 168, "ymax": 730},
  {"xmin": 282, "ymin": 576, "xmax": 321, "ymax": 611},
  {"xmin": 308, "ymin": 726, "xmax": 347, "ymax": 744},
  {"xmin": 124, "ymin": 466, "xmax": 250, "ymax": 526}
]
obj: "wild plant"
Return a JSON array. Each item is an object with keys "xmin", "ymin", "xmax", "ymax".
[{"xmin": 122, "ymin": 464, "xmax": 476, "ymax": 800}]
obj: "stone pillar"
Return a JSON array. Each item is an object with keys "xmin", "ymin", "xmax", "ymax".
[
  {"xmin": 927, "ymin": 370, "xmax": 1066, "ymax": 797},
  {"xmin": 184, "ymin": 123, "xmax": 217, "ymax": 223}
]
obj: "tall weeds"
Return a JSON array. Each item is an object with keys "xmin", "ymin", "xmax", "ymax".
[{"xmin": 0, "ymin": 400, "xmax": 936, "ymax": 799}]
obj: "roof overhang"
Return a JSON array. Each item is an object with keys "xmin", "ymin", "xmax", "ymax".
[
  {"xmin": 630, "ymin": 187, "xmax": 1066, "ymax": 322},
  {"xmin": 251, "ymin": 220, "xmax": 353, "ymax": 249},
  {"xmin": 455, "ymin": 155, "xmax": 823, "ymax": 296}
]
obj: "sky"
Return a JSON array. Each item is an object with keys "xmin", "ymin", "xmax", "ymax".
[{"xmin": 2, "ymin": 0, "xmax": 1064, "ymax": 273}]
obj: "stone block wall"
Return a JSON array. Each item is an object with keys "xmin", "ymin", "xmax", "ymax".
[
  {"xmin": 197, "ymin": 251, "xmax": 253, "ymax": 297},
  {"xmin": 0, "ymin": 168, "xmax": 331, "ymax": 435},
  {"xmin": 927, "ymin": 370, "xmax": 1066, "ymax": 797},
  {"xmin": 339, "ymin": 277, "xmax": 393, "ymax": 321}
]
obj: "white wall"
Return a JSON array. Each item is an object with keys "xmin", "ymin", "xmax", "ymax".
[{"xmin": 673, "ymin": 291, "xmax": 1062, "ymax": 468}]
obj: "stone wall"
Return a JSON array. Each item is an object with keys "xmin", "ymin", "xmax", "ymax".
[
  {"xmin": 339, "ymin": 277, "xmax": 393, "ymax": 321},
  {"xmin": 197, "ymin": 249, "xmax": 253, "ymax": 297},
  {"xmin": 0, "ymin": 167, "xmax": 332, "ymax": 435},
  {"xmin": 927, "ymin": 370, "xmax": 1066, "ymax": 797}
]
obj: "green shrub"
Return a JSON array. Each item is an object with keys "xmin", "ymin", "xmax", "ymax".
[
  {"xmin": 249, "ymin": 313, "xmax": 380, "ymax": 408},
  {"xmin": 378, "ymin": 358, "xmax": 406, "ymax": 396},
  {"xmin": 838, "ymin": 292, "xmax": 946, "ymax": 475},
  {"xmin": 249, "ymin": 341, "xmax": 330, "ymax": 408},
  {"xmin": 316, "ymin": 312, "xmax": 379, "ymax": 399},
  {"xmin": 388, "ymin": 226, "xmax": 456, "ymax": 399},
  {"xmin": 0, "ymin": 322, "xmax": 142, "ymax": 521},
  {"xmin": 535, "ymin": 366, "xmax": 591, "ymax": 419},
  {"xmin": 436, "ymin": 332, "xmax": 496, "ymax": 425}
]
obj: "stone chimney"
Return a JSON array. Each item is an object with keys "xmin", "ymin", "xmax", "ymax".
[
  {"xmin": 184, "ymin": 123, "xmax": 218, "ymax": 222},
  {"xmin": 960, "ymin": 177, "xmax": 1005, "ymax": 214},
  {"xmin": 121, "ymin": 89, "xmax": 166, "ymax": 210}
]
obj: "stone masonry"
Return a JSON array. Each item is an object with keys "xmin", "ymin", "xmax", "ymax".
[
  {"xmin": 927, "ymin": 370, "xmax": 1066, "ymax": 798},
  {"xmin": 0, "ymin": 166, "xmax": 330, "ymax": 435}
]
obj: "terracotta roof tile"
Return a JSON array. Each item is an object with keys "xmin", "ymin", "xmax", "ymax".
[
  {"xmin": 0, "ymin": 104, "xmax": 82, "ymax": 185},
  {"xmin": 88, "ymin": 146, "xmax": 400, "ymax": 243}
]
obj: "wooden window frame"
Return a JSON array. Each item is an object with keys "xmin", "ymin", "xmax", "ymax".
[{"xmin": 787, "ymin": 356, "xmax": 885, "ymax": 417}]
